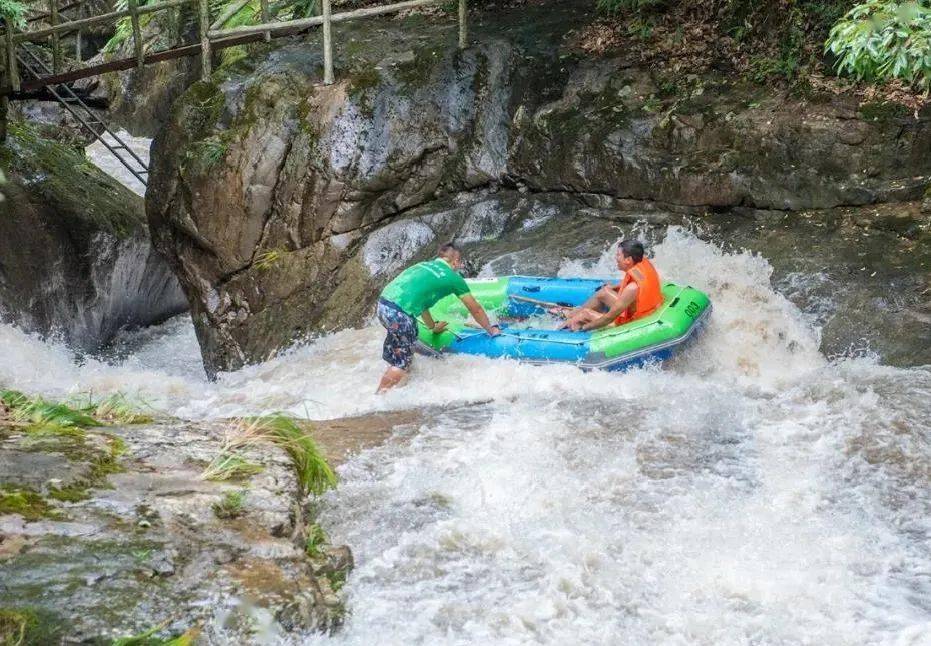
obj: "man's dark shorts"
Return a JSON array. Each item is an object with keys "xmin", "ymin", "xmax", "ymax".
[{"xmin": 377, "ymin": 299, "xmax": 418, "ymax": 370}]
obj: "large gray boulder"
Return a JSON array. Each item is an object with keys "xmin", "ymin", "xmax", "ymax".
[
  {"xmin": 147, "ymin": 0, "xmax": 931, "ymax": 375},
  {"xmin": 0, "ymin": 121, "xmax": 187, "ymax": 351}
]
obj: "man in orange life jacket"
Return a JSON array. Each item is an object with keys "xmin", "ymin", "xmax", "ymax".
[{"xmin": 560, "ymin": 240, "xmax": 663, "ymax": 332}]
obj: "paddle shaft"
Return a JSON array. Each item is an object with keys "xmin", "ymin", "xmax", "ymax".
[{"xmin": 509, "ymin": 294, "xmax": 572, "ymax": 309}]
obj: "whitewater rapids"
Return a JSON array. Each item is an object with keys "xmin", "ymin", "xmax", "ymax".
[{"xmin": 1, "ymin": 228, "xmax": 929, "ymax": 645}]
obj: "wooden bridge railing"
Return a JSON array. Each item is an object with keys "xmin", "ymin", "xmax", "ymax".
[{"xmin": 0, "ymin": 0, "xmax": 469, "ymax": 96}]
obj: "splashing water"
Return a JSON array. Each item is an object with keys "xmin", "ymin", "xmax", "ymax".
[{"xmin": 1, "ymin": 227, "xmax": 929, "ymax": 644}]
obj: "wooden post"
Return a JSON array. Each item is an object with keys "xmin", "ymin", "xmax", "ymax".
[
  {"xmin": 127, "ymin": 0, "xmax": 144, "ymax": 70},
  {"xmin": 3, "ymin": 20, "xmax": 19, "ymax": 93},
  {"xmin": 170, "ymin": 7, "xmax": 179, "ymax": 47},
  {"xmin": 458, "ymin": 0, "xmax": 467, "ymax": 49},
  {"xmin": 260, "ymin": 0, "xmax": 270, "ymax": 42},
  {"xmin": 75, "ymin": 29, "xmax": 82, "ymax": 62},
  {"xmin": 0, "ymin": 57, "xmax": 7, "ymax": 142},
  {"xmin": 198, "ymin": 0, "xmax": 211, "ymax": 79},
  {"xmin": 0, "ymin": 94, "xmax": 7, "ymax": 142},
  {"xmin": 50, "ymin": 0, "xmax": 61, "ymax": 73},
  {"xmin": 322, "ymin": 0, "xmax": 333, "ymax": 84}
]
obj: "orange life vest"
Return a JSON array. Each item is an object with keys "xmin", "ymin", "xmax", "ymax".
[{"xmin": 614, "ymin": 258, "xmax": 663, "ymax": 325}]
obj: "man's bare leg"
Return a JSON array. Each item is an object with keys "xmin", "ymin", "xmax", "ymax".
[
  {"xmin": 560, "ymin": 307, "xmax": 602, "ymax": 331},
  {"xmin": 555, "ymin": 286, "xmax": 619, "ymax": 322},
  {"xmin": 377, "ymin": 366, "xmax": 408, "ymax": 393}
]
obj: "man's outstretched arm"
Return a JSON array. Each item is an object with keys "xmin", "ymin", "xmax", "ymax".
[{"xmin": 460, "ymin": 294, "xmax": 501, "ymax": 336}]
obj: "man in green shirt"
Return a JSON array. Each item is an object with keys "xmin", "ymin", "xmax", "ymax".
[{"xmin": 376, "ymin": 243, "xmax": 500, "ymax": 392}]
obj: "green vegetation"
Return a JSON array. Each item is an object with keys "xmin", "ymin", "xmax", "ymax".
[
  {"xmin": 326, "ymin": 568, "xmax": 347, "ymax": 593},
  {"xmin": 593, "ymin": 0, "xmax": 931, "ymax": 92},
  {"xmin": 0, "ymin": 486, "xmax": 59, "ymax": 521},
  {"xmin": 0, "ymin": 607, "xmax": 64, "ymax": 646},
  {"xmin": 47, "ymin": 484, "xmax": 92, "ymax": 503},
  {"xmin": 212, "ymin": 489, "xmax": 247, "ymax": 519},
  {"xmin": 204, "ymin": 415, "xmax": 337, "ymax": 498},
  {"xmin": 201, "ymin": 452, "xmax": 264, "ymax": 481},
  {"xmin": 263, "ymin": 415, "xmax": 337, "ymax": 498},
  {"xmin": 1, "ymin": 389, "xmax": 151, "ymax": 435},
  {"xmin": 0, "ymin": 120, "xmax": 143, "ymax": 238},
  {"xmin": 111, "ymin": 624, "xmax": 199, "ymax": 646},
  {"xmin": 103, "ymin": 0, "xmax": 321, "ymax": 60},
  {"xmin": 826, "ymin": 1, "xmax": 931, "ymax": 90},
  {"xmin": 0, "ymin": 608, "xmax": 33, "ymax": 646},
  {"xmin": 859, "ymin": 99, "xmax": 911, "ymax": 120},
  {"xmin": 91, "ymin": 394, "xmax": 154, "ymax": 425},
  {"xmin": 1, "ymin": 389, "xmax": 99, "ymax": 435},
  {"xmin": 0, "ymin": 389, "xmax": 141, "ymax": 516},
  {"xmin": 0, "ymin": 0, "xmax": 28, "ymax": 28},
  {"xmin": 191, "ymin": 135, "xmax": 229, "ymax": 168},
  {"xmin": 254, "ymin": 249, "xmax": 283, "ymax": 270},
  {"xmin": 596, "ymin": 0, "xmax": 666, "ymax": 15},
  {"xmin": 103, "ymin": 0, "xmax": 156, "ymax": 54},
  {"xmin": 304, "ymin": 522, "xmax": 328, "ymax": 558}
]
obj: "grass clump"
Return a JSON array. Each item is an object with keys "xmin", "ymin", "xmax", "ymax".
[
  {"xmin": 254, "ymin": 249, "xmax": 283, "ymax": 271},
  {"xmin": 204, "ymin": 415, "xmax": 337, "ymax": 499},
  {"xmin": 304, "ymin": 523, "xmax": 329, "ymax": 558},
  {"xmin": 1, "ymin": 390, "xmax": 151, "ymax": 435},
  {"xmin": 202, "ymin": 453, "xmax": 264, "ymax": 481},
  {"xmin": 1, "ymin": 390, "xmax": 98, "ymax": 434},
  {"xmin": 91, "ymin": 394, "xmax": 154, "ymax": 425},
  {"xmin": 212, "ymin": 490, "xmax": 247, "ymax": 519},
  {"xmin": 0, "ymin": 608, "xmax": 38, "ymax": 646}
]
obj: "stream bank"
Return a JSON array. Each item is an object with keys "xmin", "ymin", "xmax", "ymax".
[{"xmin": 0, "ymin": 397, "xmax": 422, "ymax": 643}]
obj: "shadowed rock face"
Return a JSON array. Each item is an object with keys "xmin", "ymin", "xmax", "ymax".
[
  {"xmin": 0, "ymin": 123, "xmax": 187, "ymax": 351},
  {"xmin": 146, "ymin": 0, "xmax": 931, "ymax": 375}
]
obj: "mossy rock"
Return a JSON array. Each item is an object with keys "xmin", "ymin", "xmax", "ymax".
[
  {"xmin": 0, "ymin": 121, "xmax": 143, "ymax": 239},
  {"xmin": 0, "ymin": 486, "xmax": 60, "ymax": 521},
  {"xmin": 858, "ymin": 101, "xmax": 910, "ymax": 122},
  {"xmin": 0, "ymin": 607, "xmax": 63, "ymax": 645}
]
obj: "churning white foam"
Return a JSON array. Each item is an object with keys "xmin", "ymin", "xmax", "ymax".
[{"xmin": 1, "ymin": 227, "xmax": 929, "ymax": 645}]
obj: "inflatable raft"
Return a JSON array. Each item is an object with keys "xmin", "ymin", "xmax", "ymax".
[{"xmin": 414, "ymin": 276, "xmax": 711, "ymax": 371}]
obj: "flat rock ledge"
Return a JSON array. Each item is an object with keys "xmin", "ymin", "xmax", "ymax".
[{"xmin": 0, "ymin": 409, "xmax": 422, "ymax": 643}]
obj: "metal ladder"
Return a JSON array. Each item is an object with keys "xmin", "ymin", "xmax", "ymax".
[{"xmin": 16, "ymin": 44, "xmax": 149, "ymax": 188}]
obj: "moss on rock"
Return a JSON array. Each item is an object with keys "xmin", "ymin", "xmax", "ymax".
[
  {"xmin": 0, "ymin": 121, "xmax": 143, "ymax": 239},
  {"xmin": 0, "ymin": 486, "xmax": 60, "ymax": 521},
  {"xmin": 0, "ymin": 607, "xmax": 63, "ymax": 645}
]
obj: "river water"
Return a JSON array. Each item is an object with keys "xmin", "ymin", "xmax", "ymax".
[{"xmin": 1, "ymin": 225, "xmax": 929, "ymax": 645}]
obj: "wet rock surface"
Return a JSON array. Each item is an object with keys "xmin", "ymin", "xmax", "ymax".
[
  {"xmin": 146, "ymin": 0, "xmax": 931, "ymax": 375},
  {"xmin": 0, "ymin": 122, "xmax": 187, "ymax": 352},
  {"xmin": 0, "ymin": 410, "xmax": 420, "ymax": 642}
]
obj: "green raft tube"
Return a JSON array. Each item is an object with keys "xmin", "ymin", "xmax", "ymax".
[{"xmin": 414, "ymin": 276, "xmax": 712, "ymax": 371}]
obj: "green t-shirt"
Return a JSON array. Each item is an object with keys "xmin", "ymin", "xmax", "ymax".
[{"xmin": 380, "ymin": 258, "xmax": 470, "ymax": 316}]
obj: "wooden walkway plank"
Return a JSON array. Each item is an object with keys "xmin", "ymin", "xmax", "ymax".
[
  {"xmin": 210, "ymin": 0, "xmax": 440, "ymax": 39},
  {"xmin": 3, "ymin": 33, "xmax": 267, "ymax": 95},
  {"xmin": 10, "ymin": 0, "xmax": 190, "ymax": 43}
]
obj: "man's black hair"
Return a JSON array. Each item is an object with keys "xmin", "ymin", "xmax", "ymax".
[
  {"xmin": 619, "ymin": 239, "xmax": 645, "ymax": 263},
  {"xmin": 438, "ymin": 242, "xmax": 460, "ymax": 256}
]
